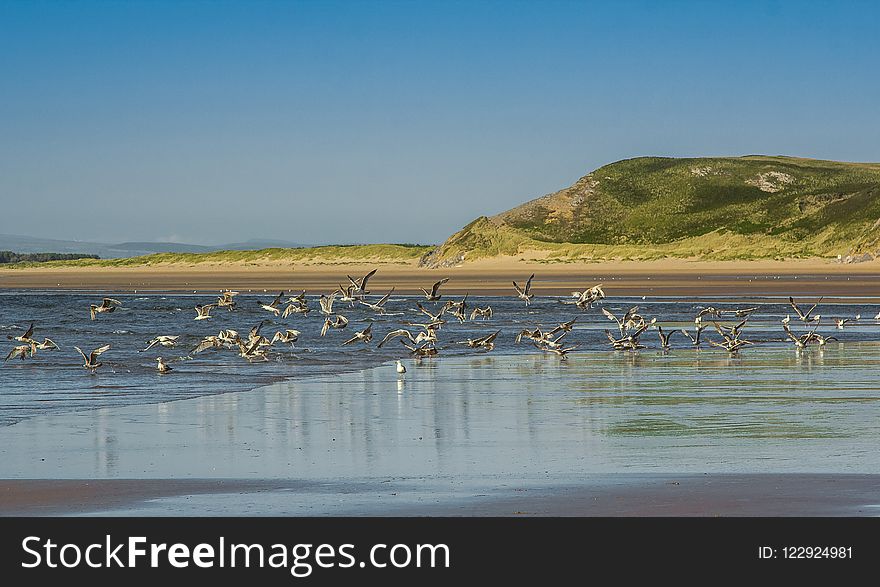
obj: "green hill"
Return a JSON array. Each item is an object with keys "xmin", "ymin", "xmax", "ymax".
[{"xmin": 421, "ymin": 156, "xmax": 880, "ymax": 266}]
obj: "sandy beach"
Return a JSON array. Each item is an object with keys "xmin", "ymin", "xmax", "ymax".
[
  {"xmin": 3, "ymin": 474, "xmax": 877, "ymax": 516},
  {"xmin": 3, "ymin": 257, "xmax": 880, "ymax": 297}
]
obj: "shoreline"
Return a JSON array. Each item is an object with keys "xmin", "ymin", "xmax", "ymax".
[
  {"xmin": 2, "ymin": 474, "xmax": 877, "ymax": 516},
  {"xmin": 3, "ymin": 257, "xmax": 880, "ymax": 297}
]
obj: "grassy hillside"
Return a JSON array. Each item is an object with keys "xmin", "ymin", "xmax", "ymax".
[
  {"xmin": 3, "ymin": 244, "xmax": 432, "ymax": 269},
  {"xmin": 422, "ymin": 156, "xmax": 880, "ymax": 265}
]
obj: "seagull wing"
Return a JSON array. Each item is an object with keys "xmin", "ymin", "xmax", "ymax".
[
  {"xmin": 789, "ymin": 297, "xmax": 806, "ymax": 320},
  {"xmin": 378, "ymin": 329, "xmax": 414, "ymax": 348},
  {"xmin": 431, "ymin": 278, "xmax": 449, "ymax": 296},
  {"xmin": 360, "ymin": 269, "xmax": 377, "ymax": 291}
]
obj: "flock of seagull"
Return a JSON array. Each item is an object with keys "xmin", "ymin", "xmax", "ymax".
[{"xmin": 3, "ymin": 269, "xmax": 872, "ymax": 376}]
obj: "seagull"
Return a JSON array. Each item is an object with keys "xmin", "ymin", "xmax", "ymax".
[
  {"xmin": 338, "ymin": 284, "xmax": 358, "ymax": 305},
  {"xmin": 346, "ymin": 268, "xmax": 378, "ymax": 297},
  {"xmin": 657, "ymin": 326, "xmax": 678, "ymax": 350},
  {"xmin": 400, "ymin": 340, "xmax": 438, "ymax": 357},
  {"xmin": 679, "ymin": 324, "xmax": 707, "ymax": 347},
  {"xmin": 194, "ymin": 304, "xmax": 215, "ymax": 321},
  {"xmin": 533, "ymin": 341, "xmax": 578, "ymax": 358},
  {"xmin": 270, "ymin": 330, "xmax": 301, "ymax": 346},
  {"xmin": 282, "ymin": 296, "xmax": 311, "ymax": 317},
  {"xmin": 191, "ymin": 335, "xmax": 222, "ymax": 354},
  {"xmin": 420, "ymin": 278, "xmax": 450, "ymax": 301},
  {"xmin": 10, "ymin": 323, "xmax": 35, "ymax": 343},
  {"xmin": 470, "ymin": 306, "xmax": 493, "ymax": 320},
  {"xmin": 320, "ymin": 315, "xmax": 349, "ymax": 336},
  {"xmin": 216, "ymin": 290, "xmax": 239, "ymax": 310},
  {"xmin": 74, "ymin": 344, "xmax": 111, "ymax": 371},
  {"xmin": 516, "ymin": 327, "xmax": 545, "ymax": 344},
  {"xmin": 694, "ymin": 307, "xmax": 721, "ymax": 324},
  {"xmin": 836, "ymin": 318, "xmax": 850, "ymax": 330},
  {"xmin": 782, "ymin": 323, "xmax": 807, "ymax": 349},
  {"xmin": 258, "ymin": 291, "xmax": 285, "ymax": 316},
  {"xmin": 789, "ymin": 296, "xmax": 822, "ymax": 323},
  {"xmin": 319, "ymin": 292, "xmax": 338, "ymax": 316},
  {"xmin": 605, "ymin": 321, "xmax": 653, "ymax": 351},
  {"xmin": 236, "ymin": 337, "xmax": 269, "ymax": 362},
  {"xmin": 513, "ymin": 274, "xmax": 535, "ymax": 305},
  {"xmin": 140, "ymin": 335, "xmax": 179, "ymax": 352},
  {"xmin": 415, "ymin": 302, "xmax": 447, "ymax": 323},
  {"xmin": 156, "ymin": 357, "xmax": 172, "ymax": 374},
  {"xmin": 342, "ymin": 323, "xmax": 373, "ymax": 346},
  {"xmin": 446, "ymin": 294, "xmax": 469, "ymax": 323},
  {"xmin": 31, "ymin": 338, "xmax": 60, "ymax": 351},
  {"xmin": 727, "ymin": 307, "xmax": 759, "ymax": 318},
  {"xmin": 378, "ymin": 328, "xmax": 418, "ymax": 348},
  {"xmin": 5, "ymin": 344, "xmax": 35, "ymax": 361},
  {"xmin": 287, "ymin": 290, "xmax": 307, "ymax": 305},
  {"xmin": 90, "ymin": 298, "xmax": 122, "ymax": 320},
  {"xmin": 602, "ymin": 307, "xmax": 641, "ymax": 337},
  {"xmin": 457, "ymin": 330, "xmax": 500, "ymax": 351},
  {"xmin": 709, "ymin": 322, "xmax": 753, "ymax": 353},
  {"xmin": 359, "ymin": 288, "xmax": 394, "ymax": 313},
  {"xmin": 546, "ymin": 317, "xmax": 578, "ymax": 337},
  {"xmin": 396, "ymin": 360, "xmax": 406, "ymax": 374},
  {"xmin": 573, "ymin": 284, "xmax": 605, "ymax": 310}
]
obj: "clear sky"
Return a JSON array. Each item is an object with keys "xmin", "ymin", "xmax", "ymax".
[{"xmin": 2, "ymin": 0, "xmax": 879, "ymax": 246}]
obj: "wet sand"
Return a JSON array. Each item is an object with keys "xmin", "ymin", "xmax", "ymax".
[
  {"xmin": 2, "ymin": 474, "xmax": 877, "ymax": 516},
  {"xmin": 3, "ymin": 257, "xmax": 880, "ymax": 297}
]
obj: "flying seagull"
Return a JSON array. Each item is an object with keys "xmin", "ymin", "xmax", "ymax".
[
  {"xmin": 420, "ymin": 278, "xmax": 450, "ymax": 301},
  {"xmin": 74, "ymin": 344, "xmax": 111, "ymax": 371},
  {"xmin": 513, "ymin": 274, "xmax": 535, "ymax": 305},
  {"xmin": 90, "ymin": 298, "xmax": 122, "ymax": 320}
]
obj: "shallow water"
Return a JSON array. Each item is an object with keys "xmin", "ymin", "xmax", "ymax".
[
  {"xmin": 3, "ymin": 290, "xmax": 880, "ymax": 428},
  {"xmin": 2, "ymin": 344, "xmax": 880, "ymax": 481}
]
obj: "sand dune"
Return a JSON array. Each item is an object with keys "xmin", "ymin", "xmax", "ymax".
[{"xmin": 2, "ymin": 256, "xmax": 880, "ymax": 297}]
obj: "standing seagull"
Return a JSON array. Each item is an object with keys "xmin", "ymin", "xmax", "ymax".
[
  {"xmin": 420, "ymin": 278, "xmax": 450, "ymax": 301},
  {"xmin": 156, "ymin": 357, "xmax": 172, "ymax": 374},
  {"xmin": 90, "ymin": 298, "xmax": 122, "ymax": 320},
  {"xmin": 513, "ymin": 274, "xmax": 535, "ymax": 305},
  {"xmin": 396, "ymin": 360, "xmax": 406, "ymax": 375},
  {"xmin": 74, "ymin": 344, "xmax": 111, "ymax": 372}
]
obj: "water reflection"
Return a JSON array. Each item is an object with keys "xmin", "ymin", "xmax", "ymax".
[{"xmin": 3, "ymin": 344, "xmax": 880, "ymax": 481}]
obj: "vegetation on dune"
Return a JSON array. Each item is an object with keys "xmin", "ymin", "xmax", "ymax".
[
  {"xmin": 0, "ymin": 251, "xmax": 100, "ymax": 264},
  {"xmin": 2, "ymin": 244, "xmax": 433, "ymax": 269},
  {"xmin": 422, "ymin": 156, "xmax": 880, "ymax": 266}
]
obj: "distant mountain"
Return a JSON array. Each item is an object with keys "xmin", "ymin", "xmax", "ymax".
[
  {"xmin": 0, "ymin": 235, "xmax": 312, "ymax": 259},
  {"xmin": 108, "ymin": 242, "xmax": 215, "ymax": 254},
  {"xmin": 422, "ymin": 156, "xmax": 880, "ymax": 266},
  {"xmin": 217, "ymin": 239, "xmax": 310, "ymax": 250}
]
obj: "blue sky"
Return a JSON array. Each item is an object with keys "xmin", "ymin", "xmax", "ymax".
[{"xmin": 1, "ymin": 0, "xmax": 878, "ymax": 245}]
